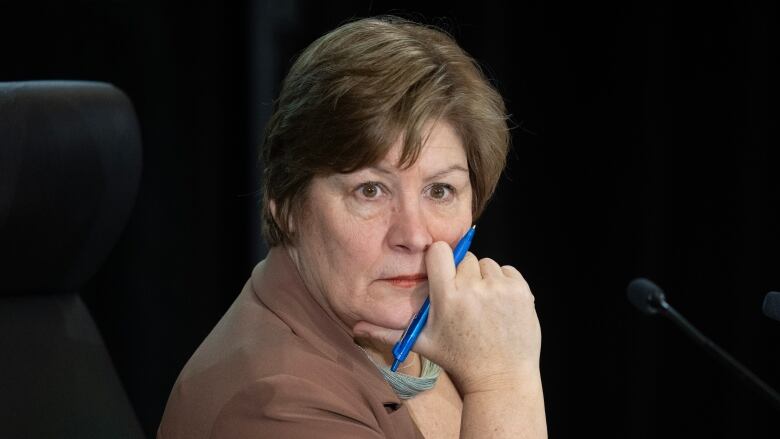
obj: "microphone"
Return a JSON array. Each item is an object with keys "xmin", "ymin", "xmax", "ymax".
[
  {"xmin": 627, "ymin": 278, "xmax": 780, "ymax": 411},
  {"xmin": 626, "ymin": 277, "xmax": 668, "ymax": 315},
  {"xmin": 763, "ymin": 292, "xmax": 780, "ymax": 322}
]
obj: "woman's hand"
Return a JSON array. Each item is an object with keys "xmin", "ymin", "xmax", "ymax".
[
  {"xmin": 354, "ymin": 242, "xmax": 547, "ymax": 438},
  {"xmin": 353, "ymin": 241, "xmax": 542, "ymax": 395}
]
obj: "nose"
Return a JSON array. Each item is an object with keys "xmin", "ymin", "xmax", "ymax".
[{"xmin": 386, "ymin": 197, "xmax": 433, "ymax": 254}]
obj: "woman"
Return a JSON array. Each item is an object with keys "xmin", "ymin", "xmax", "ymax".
[{"xmin": 159, "ymin": 16, "xmax": 546, "ymax": 438}]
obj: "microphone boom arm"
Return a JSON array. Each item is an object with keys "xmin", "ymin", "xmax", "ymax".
[{"xmin": 656, "ymin": 296, "xmax": 780, "ymax": 411}]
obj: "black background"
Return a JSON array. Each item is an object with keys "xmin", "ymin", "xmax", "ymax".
[{"xmin": 2, "ymin": 0, "xmax": 778, "ymax": 437}]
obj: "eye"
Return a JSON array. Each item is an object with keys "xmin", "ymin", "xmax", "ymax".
[
  {"xmin": 426, "ymin": 183, "xmax": 455, "ymax": 202},
  {"xmin": 356, "ymin": 181, "xmax": 385, "ymax": 199}
]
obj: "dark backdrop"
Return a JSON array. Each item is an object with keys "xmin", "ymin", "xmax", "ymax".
[{"xmin": 1, "ymin": 1, "xmax": 778, "ymax": 437}]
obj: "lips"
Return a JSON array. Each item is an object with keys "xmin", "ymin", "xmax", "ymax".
[{"xmin": 383, "ymin": 274, "xmax": 427, "ymax": 288}]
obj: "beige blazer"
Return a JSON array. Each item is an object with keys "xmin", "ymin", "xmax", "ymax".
[{"xmin": 157, "ymin": 247, "xmax": 423, "ymax": 438}]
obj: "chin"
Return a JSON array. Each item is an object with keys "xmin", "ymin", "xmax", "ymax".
[
  {"xmin": 372, "ymin": 305, "xmax": 419, "ymax": 331},
  {"xmin": 362, "ymin": 286, "xmax": 427, "ymax": 329}
]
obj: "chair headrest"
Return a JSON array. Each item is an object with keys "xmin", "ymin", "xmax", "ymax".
[{"xmin": 0, "ymin": 81, "xmax": 142, "ymax": 295}]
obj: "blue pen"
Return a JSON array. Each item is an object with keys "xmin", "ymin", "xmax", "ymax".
[{"xmin": 390, "ymin": 225, "xmax": 476, "ymax": 372}]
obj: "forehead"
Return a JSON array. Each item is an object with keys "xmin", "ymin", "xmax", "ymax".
[{"xmin": 381, "ymin": 120, "xmax": 467, "ymax": 170}]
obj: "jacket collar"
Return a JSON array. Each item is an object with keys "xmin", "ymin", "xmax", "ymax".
[{"xmin": 251, "ymin": 246, "xmax": 400, "ymax": 404}]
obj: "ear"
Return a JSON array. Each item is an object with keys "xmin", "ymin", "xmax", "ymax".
[{"xmin": 269, "ymin": 199, "xmax": 296, "ymax": 236}]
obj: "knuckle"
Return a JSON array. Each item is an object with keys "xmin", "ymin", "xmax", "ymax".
[
  {"xmin": 501, "ymin": 264, "xmax": 518, "ymax": 273},
  {"xmin": 505, "ymin": 276, "xmax": 532, "ymax": 298},
  {"xmin": 502, "ymin": 264, "xmax": 526, "ymax": 279},
  {"xmin": 479, "ymin": 257, "xmax": 498, "ymax": 267},
  {"xmin": 456, "ymin": 255, "xmax": 478, "ymax": 273},
  {"xmin": 519, "ymin": 277, "xmax": 530, "ymax": 290},
  {"xmin": 519, "ymin": 287, "xmax": 535, "ymax": 303}
]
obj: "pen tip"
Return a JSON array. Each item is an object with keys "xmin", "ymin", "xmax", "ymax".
[{"xmin": 471, "ymin": 225, "xmax": 476, "ymax": 230}]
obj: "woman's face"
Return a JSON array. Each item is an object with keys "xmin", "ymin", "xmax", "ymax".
[{"xmin": 287, "ymin": 120, "xmax": 473, "ymax": 333}]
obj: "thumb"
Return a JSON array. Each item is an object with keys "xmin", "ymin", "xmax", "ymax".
[
  {"xmin": 425, "ymin": 241, "xmax": 456, "ymax": 302},
  {"xmin": 352, "ymin": 321, "xmax": 404, "ymax": 346}
]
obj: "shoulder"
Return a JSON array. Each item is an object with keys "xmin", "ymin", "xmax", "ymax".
[
  {"xmin": 209, "ymin": 374, "xmax": 387, "ymax": 439},
  {"xmin": 161, "ymin": 266, "xmax": 415, "ymax": 439},
  {"xmin": 160, "ymin": 294, "xmax": 391, "ymax": 438}
]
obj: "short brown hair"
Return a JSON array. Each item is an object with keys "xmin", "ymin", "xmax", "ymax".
[{"xmin": 261, "ymin": 16, "xmax": 509, "ymax": 246}]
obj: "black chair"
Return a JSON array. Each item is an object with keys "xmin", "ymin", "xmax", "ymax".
[{"xmin": 0, "ymin": 81, "xmax": 145, "ymax": 438}]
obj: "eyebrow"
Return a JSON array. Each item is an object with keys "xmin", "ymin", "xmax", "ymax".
[
  {"xmin": 427, "ymin": 164, "xmax": 469, "ymax": 180},
  {"xmin": 368, "ymin": 164, "xmax": 469, "ymax": 180}
]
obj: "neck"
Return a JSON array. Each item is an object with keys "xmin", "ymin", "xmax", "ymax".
[{"xmin": 356, "ymin": 336, "xmax": 422, "ymax": 377}]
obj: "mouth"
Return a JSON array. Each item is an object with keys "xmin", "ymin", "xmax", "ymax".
[{"xmin": 382, "ymin": 274, "xmax": 428, "ymax": 289}]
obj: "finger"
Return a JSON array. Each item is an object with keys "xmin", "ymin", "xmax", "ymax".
[
  {"xmin": 500, "ymin": 265, "xmax": 525, "ymax": 280},
  {"xmin": 456, "ymin": 251, "xmax": 481, "ymax": 279},
  {"xmin": 425, "ymin": 241, "xmax": 457, "ymax": 295},
  {"xmin": 479, "ymin": 257, "xmax": 503, "ymax": 278},
  {"xmin": 352, "ymin": 321, "xmax": 404, "ymax": 346}
]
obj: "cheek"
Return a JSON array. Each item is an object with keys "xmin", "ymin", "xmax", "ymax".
[
  {"xmin": 438, "ymin": 224, "xmax": 472, "ymax": 249},
  {"xmin": 318, "ymin": 207, "xmax": 388, "ymax": 282},
  {"xmin": 315, "ymin": 212, "xmax": 393, "ymax": 324},
  {"xmin": 428, "ymin": 205, "xmax": 473, "ymax": 246},
  {"xmin": 333, "ymin": 207, "xmax": 388, "ymax": 248}
]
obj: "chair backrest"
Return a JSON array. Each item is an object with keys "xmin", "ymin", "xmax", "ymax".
[{"xmin": 0, "ymin": 81, "xmax": 145, "ymax": 438}]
